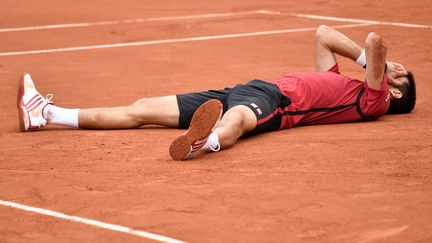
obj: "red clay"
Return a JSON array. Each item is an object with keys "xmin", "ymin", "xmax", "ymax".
[{"xmin": 1, "ymin": 0, "xmax": 431, "ymax": 242}]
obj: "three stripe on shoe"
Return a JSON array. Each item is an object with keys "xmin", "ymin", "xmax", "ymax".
[
  {"xmin": 25, "ymin": 94, "xmax": 44, "ymax": 112},
  {"xmin": 190, "ymin": 138, "xmax": 208, "ymax": 153}
]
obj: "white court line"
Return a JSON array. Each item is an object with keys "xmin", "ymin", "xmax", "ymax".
[
  {"xmin": 147, "ymin": 10, "xmax": 275, "ymax": 21},
  {"xmin": 290, "ymin": 13, "xmax": 432, "ymax": 29},
  {"xmin": 0, "ymin": 199, "xmax": 186, "ymax": 243},
  {"xmin": 0, "ymin": 23, "xmax": 372, "ymax": 57},
  {"xmin": 0, "ymin": 10, "xmax": 272, "ymax": 33},
  {"xmin": 1, "ymin": 9, "xmax": 429, "ymax": 34}
]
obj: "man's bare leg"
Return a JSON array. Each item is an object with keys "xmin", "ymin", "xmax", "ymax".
[
  {"xmin": 75, "ymin": 95, "xmax": 180, "ymax": 129},
  {"xmin": 17, "ymin": 73, "xmax": 181, "ymax": 131},
  {"xmin": 213, "ymin": 105, "xmax": 257, "ymax": 149}
]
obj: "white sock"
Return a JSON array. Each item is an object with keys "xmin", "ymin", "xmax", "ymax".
[
  {"xmin": 44, "ymin": 105, "xmax": 80, "ymax": 128},
  {"xmin": 202, "ymin": 132, "xmax": 220, "ymax": 152}
]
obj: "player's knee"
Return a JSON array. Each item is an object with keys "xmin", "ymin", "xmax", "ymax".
[{"xmin": 127, "ymin": 98, "xmax": 149, "ymax": 123}]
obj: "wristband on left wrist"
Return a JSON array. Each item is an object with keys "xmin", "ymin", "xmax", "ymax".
[
  {"xmin": 356, "ymin": 49, "xmax": 366, "ymax": 68},
  {"xmin": 356, "ymin": 49, "xmax": 388, "ymax": 72}
]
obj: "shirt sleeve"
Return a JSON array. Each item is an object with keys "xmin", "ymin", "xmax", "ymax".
[
  {"xmin": 328, "ymin": 64, "xmax": 340, "ymax": 74},
  {"xmin": 360, "ymin": 75, "xmax": 390, "ymax": 117}
]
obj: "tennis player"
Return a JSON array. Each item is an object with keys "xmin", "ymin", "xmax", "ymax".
[{"xmin": 17, "ymin": 25, "xmax": 416, "ymax": 160}]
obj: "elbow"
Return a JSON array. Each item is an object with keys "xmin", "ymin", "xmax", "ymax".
[
  {"xmin": 315, "ymin": 25, "xmax": 331, "ymax": 40},
  {"xmin": 365, "ymin": 32, "xmax": 386, "ymax": 51}
]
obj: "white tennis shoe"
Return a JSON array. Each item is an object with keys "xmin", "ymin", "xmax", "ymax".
[{"xmin": 17, "ymin": 73, "xmax": 53, "ymax": 132}]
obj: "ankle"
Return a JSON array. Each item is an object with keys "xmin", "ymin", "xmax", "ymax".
[
  {"xmin": 44, "ymin": 105, "xmax": 80, "ymax": 128},
  {"xmin": 42, "ymin": 104, "xmax": 53, "ymax": 122}
]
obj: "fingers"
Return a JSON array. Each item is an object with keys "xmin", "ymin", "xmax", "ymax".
[
  {"xmin": 392, "ymin": 62, "xmax": 408, "ymax": 77},
  {"xmin": 396, "ymin": 70, "xmax": 408, "ymax": 77},
  {"xmin": 386, "ymin": 61, "xmax": 408, "ymax": 79},
  {"xmin": 387, "ymin": 75, "xmax": 402, "ymax": 86},
  {"xmin": 392, "ymin": 69, "xmax": 408, "ymax": 78},
  {"xmin": 394, "ymin": 62, "xmax": 405, "ymax": 70}
]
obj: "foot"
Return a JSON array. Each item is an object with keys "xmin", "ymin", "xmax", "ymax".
[
  {"xmin": 17, "ymin": 73, "xmax": 53, "ymax": 132},
  {"xmin": 169, "ymin": 99, "xmax": 223, "ymax": 160}
]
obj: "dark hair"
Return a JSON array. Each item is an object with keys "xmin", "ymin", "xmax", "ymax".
[{"xmin": 387, "ymin": 71, "xmax": 416, "ymax": 114}]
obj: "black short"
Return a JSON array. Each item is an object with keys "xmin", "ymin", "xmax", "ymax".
[{"xmin": 176, "ymin": 80, "xmax": 291, "ymax": 135}]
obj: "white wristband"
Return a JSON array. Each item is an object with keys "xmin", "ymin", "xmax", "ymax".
[{"xmin": 356, "ymin": 49, "xmax": 366, "ymax": 68}]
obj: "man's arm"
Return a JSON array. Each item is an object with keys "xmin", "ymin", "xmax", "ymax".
[
  {"xmin": 315, "ymin": 25, "xmax": 391, "ymax": 90},
  {"xmin": 364, "ymin": 32, "xmax": 387, "ymax": 90},
  {"xmin": 314, "ymin": 25, "xmax": 363, "ymax": 71}
]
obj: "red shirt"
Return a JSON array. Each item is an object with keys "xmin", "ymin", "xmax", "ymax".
[{"xmin": 267, "ymin": 64, "xmax": 390, "ymax": 129}]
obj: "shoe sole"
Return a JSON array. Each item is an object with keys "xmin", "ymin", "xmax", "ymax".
[
  {"xmin": 17, "ymin": 73, "xmax": 28, "ymax": 132},
  {"xmin": 169, "ymin": 99, "xmax": 222, "ymax": 161}
]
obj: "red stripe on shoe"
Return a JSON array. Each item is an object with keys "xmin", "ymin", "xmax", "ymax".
[
  {"xmin": 192, "ymin": 145, "xmax": 204, "ymax": 151},
  {"xmin": 192, "ymin": 140, "xmax": 207, "ymax": 147},
  {"xmin": 26, "ymin": 96, "xmax": 42, "ymax": 109},
  {"xmin": 191, "ymin": 140, "xmax": 207, "ymax": 149},
  {"xmin": 25, "ymin": 94, "xmax": 40, "ymax": 106},
  {"xmin": 27, "ymin": 98, "xmax": 42, "ymax": 112}
]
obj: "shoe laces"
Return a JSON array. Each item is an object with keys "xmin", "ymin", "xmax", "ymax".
[{"xmin": 45, "ymin": 93, "xmax": 54, "ymax": 104}]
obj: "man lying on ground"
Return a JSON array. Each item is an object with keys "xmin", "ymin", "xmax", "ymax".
[{"xmin": 17, "ymin": 25, "xmax": 416, "ymax": 160}]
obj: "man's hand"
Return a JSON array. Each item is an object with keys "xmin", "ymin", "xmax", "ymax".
[{"xmin": 386, "ymin": 61, "xmax": 408, "ymax": 86}]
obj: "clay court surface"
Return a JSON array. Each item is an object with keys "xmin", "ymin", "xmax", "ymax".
[{"xmin": 1, "ymin": 0, "xmax": 432, "ymax": 242}]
